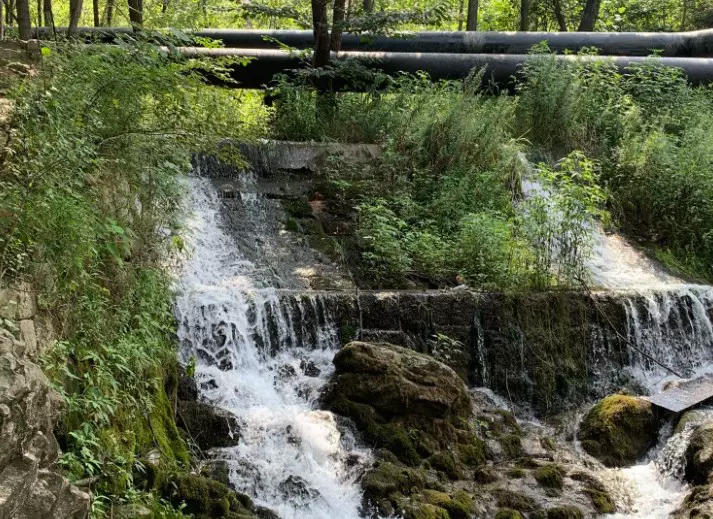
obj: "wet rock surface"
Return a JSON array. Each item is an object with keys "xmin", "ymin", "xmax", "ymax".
[
  {"xmin": 177, "ymin": 400, "xmax": 242, "ymax": 450},
  {"xmin": 577, "ymin": 394, "xmax": 660, "ymax": 467},
  {"xmin": 325, "ymin": 341, "xmax": 611, "ymax": 519},
  {"xmin": 685, "ymin": 422, "xmax": 713, "ymax": 484}
]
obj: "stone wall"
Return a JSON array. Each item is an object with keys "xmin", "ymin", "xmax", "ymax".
[{"xmin": 0, "ymin": 282, "xmax": 90, "ymax": 519}]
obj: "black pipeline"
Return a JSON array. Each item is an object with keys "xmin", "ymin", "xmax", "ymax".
[
  {"xmin": 35, "ymin": 27, "xmax": 713, "ymax": 57},
  {"xmin": 174, "ymin": 47, "xmax": 713, "ymax": 89}
]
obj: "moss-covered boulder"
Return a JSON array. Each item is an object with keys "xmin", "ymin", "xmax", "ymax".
[
  {"xmin": 323, "ymin": 341, "xmax": 473, "ymax": 465},
  {"xmin": 495, "ymin": 510, "xmax": 525, "ymax": 519},
  {"xmin": 326, "ymin": 342, "xmax": 471, "ymax": 420},
  {"xmin": 546, "ymin": 506, "xmax": 584, "ymax": 519},
  {"xmin": 534, "ymin": 464, "xmax": 565, "ymax": 490},
  {"xmin": 578, "ymin": 395, "xmax": 659, "ymax": 467},
  {"xmin": 685, "ymin": 423, "xmax": 713, "ymax": 484},
  {"xmin": 160, "ymin": 473, "xmax": 256, "ymax": 518}
]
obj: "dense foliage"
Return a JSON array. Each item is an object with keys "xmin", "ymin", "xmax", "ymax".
[
  {"xmin": 0, "ymin": 42, "xmax": 265, "ymax": 515},
  {"xmin": 21, "ymin": 0, "xmax": 713, "ymax": 35},
  {"xmin": 271, "ymin": 48, "xmax": 713, "ymax": 288}
]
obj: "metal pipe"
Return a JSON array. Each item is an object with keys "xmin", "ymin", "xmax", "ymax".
[
  {"xmin": 173, "ymin": 47, "xmax": 713, "ymax": 89},
  {"xmin": 34, "ymin": 27, "xmax": 713, "ymax": 57}
]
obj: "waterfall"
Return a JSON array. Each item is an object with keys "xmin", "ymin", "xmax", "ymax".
[
  {"xmin": 174, "ymin": 176, "xmax": 369, "ymax": 519},
  {"xmin": 619, "ymin": 285, "xmax": 713, "ymax": 390}
]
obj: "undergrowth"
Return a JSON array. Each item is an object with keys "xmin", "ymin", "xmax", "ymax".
[
  {"xmin": 272, "ymin": 47, "xmax": 713, "ymax": 288},
  {"xmin": 0, "ymin": 40, "xmax": 266, "ymax": 515}
]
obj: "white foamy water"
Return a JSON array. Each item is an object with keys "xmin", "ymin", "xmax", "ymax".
[{"xmin": 174, "ymin": 177, "xmax": 368, "ymax": 519}]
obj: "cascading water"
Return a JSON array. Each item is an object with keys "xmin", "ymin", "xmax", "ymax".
[{"xmin": 173, "ymin": 175, "xmax": 369, "ymax": 519}]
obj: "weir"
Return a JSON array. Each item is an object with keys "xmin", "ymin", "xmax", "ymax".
[{"xmin": 173, "ymin": 151, "xmax": 713, "ymax": 517}]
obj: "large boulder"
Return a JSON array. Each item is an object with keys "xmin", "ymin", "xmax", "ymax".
[
  {"xmin": 578, "ymin": 394, "xmax": 659, "ymax": 467},
  {"xmin": 325, "ymin": 341, "xmax": 471, "ymax": 422},
  {"xmin": 323, "ymin": 342, "xmax": 473, "ymax": 466},
  {"xmin": 0, "ymin": 328, "xmax": 90, "ymax": 518},
  {"xmin": 686, "ymin": 423, "xmax": 713, "ymax": 484},
  {"xmin": 177, "ymin": 400, "xmax": 242, "ymax": 450}
]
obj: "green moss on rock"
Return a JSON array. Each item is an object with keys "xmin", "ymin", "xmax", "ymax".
[
  {"xmin": 499, "ymin": 434, "xmax": 524, "ymax": 459},
  {"xmin": 534, "ymin": 464, "xmax": 565, "ymax": 489},
  {"xmin": 546, "ymin": 506, "xmax": 584, "ymax": 519},
  {"xmin": 495, "ymin": 510, "xmax": 525, "ymax": 519},
  {"xmin": 583, "ymin": 488, "xmax": 616, "ymax": 514},
  {"xmin": 505, "ymin": 468, "xmax": 526, "ymax": 479},
  {"xmin": 473, "ymin": 467, "xmax": 499, "ymax": 484},
  {"xmin": 160, "ymin": 473, "xmax": 254, "ymax": 518},
  {"xmin": 458, "ymin": 438, "xmax": 486, "ymax": 467},
  {"xmin": 578, "ymin": 395, "xmax": 659, "ymax": 467},
  {"xmin": 362, "ymin": 461, "xmax": 427, "ymax": 502},
  {"xmin": 428, "ymin": 452, "xmax": 463, "ymax": 480},
  {"xmin": 492, "ymin": 489, "xmax": 538, "ymax": 512}
]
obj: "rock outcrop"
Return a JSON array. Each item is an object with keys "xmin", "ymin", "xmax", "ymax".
[
  {"xmin": 177, "ymin": 400, "xmax": 242, "ymax": 450},
  {"xmin": 0, "ymin": 282, "xmax": 90, "ymax": 519},
  {"xmin": 578, "ymin": 394, "xmax": 659, "ymax": 467},
  {"xmin": 323, "ymin": 341, "xmax": 473, "ymax": 466},
  {"xmin": 685, "ymin": 422, "xmax": 713, "ymax": 484},
  {"xmin": 324, "ymin": 341, "xmax": 606, "ymax": 519}
]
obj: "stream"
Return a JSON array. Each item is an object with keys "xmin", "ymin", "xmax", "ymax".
[{"xmin": 174, "ymin": 169, "xmax": 713, "ymax": 518}]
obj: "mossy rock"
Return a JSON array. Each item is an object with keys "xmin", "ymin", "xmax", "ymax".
[
  {"xmin": 498, "ymin": 434, "xmax": 524, "ymax": 459},
  {"xmin": 569, "ymin": 471, "xmax": 615, "ymax": 514},
  {"xmin": 362, "ymin": 461, "xmax": 427, "ymax": 502},
  {"xmin": 505, "ymin": 468, "xmax": 526, "ymax": 479},
  {"xmin": 533, "ymin": 464, "xmax": 565, "ymax": 489},
  {"xmin": 473, "ymin": 467, "xmax": 499, "ymax": 484},
  {"xmin": 578, "ymin": 395, "xmax": 659, "ymax": 467},
  {"xmin": 546, "ymin": 506, "xmax": 584, "ymax": 519},
  {"xmin": 458, "ymin": 438, "xmax": 486, "ymax": 467},
  {"xmin": 401, "ymin": 503, "xmax": 450, "ymax": 519},
  {"xmin": 685, "ymin": 422, "xmax": 713, "ymax": 484},
  {"xmin": 282, "ymin": 199, "xmax": 313, "ymax": 218},
  {"xmin": 160, "ymin": 473, "xmax": 255, "ymax": 518},
  {"xmin": 674, "ymin": 485, "xmax": 713, "ymax": 518},
  {"xmin": 583, "ymin": 488, "xmax": 616, "ymax": 514},
  {"xmin": 492, "ymin": 489, "xmax": 538, "ymax": 512},
  {"xmin": 495, "ymin": 510, "xmax": 525, "ymax": 519},
  {"xmin": 428, "ymin": 451, "xmax": 463, "ymax": 480}
]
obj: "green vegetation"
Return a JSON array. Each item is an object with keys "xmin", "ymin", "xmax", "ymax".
[
  {"xmin": 0, "ymin": 41, "xmax": 263, "ymax": 514},
  {"xmin": 533, "ymin": 464, "xmax": 565, "ymax": 489}
]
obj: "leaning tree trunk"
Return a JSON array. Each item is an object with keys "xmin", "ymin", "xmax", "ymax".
[
  {"xmin": 577, "ymin": 0, "xmax": 601, "ymax": 31},
  {"xmin": 15, "ymin": 0, "xmax": 31, "ymax": 39},
  {"xmin": 553, "ymin": 0, "xmax": 567, "ymax": 30},
  {"xmin": 67, "ymin": 0, "xmax": 82, "ymax": 36},
  {"xmin": 519, "ymin": 0, "xmax": 530, "ymax": 30},
  {"xmin": 330, "ymin": 0, "xmax": 346, "ymax": 51},
  {"xmin": 128, "ymin": 0, "xmax": 142, "ymax": 29},
  {"xmin": 466, "ymin": 0, "xmax": 478, "ymax": 30}
]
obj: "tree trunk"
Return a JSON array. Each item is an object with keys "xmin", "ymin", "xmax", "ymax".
[
  {"xmin": 92, "ymin": 0, "xmax": 99, "ymax": 25},
  {"xmin": 577, "ymin": 0, "xmax": 601, "ymax": 31},
  {"xmin": 103, "ymin": 0, "xmax": 113, "ymax": 25},
  {"xmin": 128, "ymin": 0, "xmax": 142, "ymax": 29},
  {"xmin": 553, "ymin": 0, "xmax": 567, "ymax": 30},
  {"xmin": 520, "ymin": 0, "xmax": 530, "ymax": 30},
  {"xmin": 43, "ymin": 0, "xmax": 55, "ymax": 36},
  {"xmin": 466, "ymin": 0, "xmax": 478, "ymax": 30},
  {"xmin": 67, "ymin": 0, "xmax": 82, "ymax": 36},
  {"xmin": 311, "ymin": 0, "xmax": 330, "ymax": 68},
  {"xmin": 457, "ymin": 0, "xmax": 464, "ymax": 30},
  {"xmin": 35, "ymin": 0, "xmax": 41, "ymax": 27},
  {"xmin": 681, "ymin": 0, "xmax": 689, "ymax": 30},
  {"xmin": 15, "ymin": 0, "xmax": 30, "ymax": 39},
  {"xmin": 330, "ymin": 0, "xmax": 346, "ymax": 52},
  {"xmin": 363, "ymin": 0, "xmax": 373, "ymax": 14}
]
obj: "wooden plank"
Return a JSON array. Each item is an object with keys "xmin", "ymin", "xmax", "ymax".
[{"xmin": 647, "ymin": 376, "xmax": 713, "ymax": 413}]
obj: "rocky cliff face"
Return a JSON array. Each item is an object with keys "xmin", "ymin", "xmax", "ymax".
[{"xmin": 0, "ymin": 283, "xmax": 90, "ymax": 519}]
